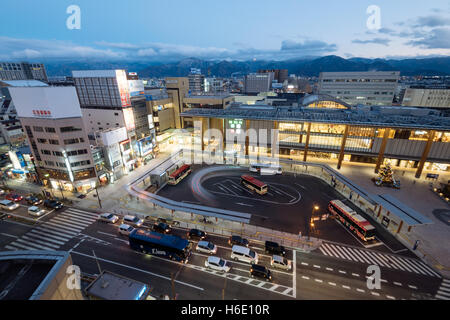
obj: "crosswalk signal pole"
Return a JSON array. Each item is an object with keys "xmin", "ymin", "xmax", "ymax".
[{"xmin": 95, "ymin": 186, "xmax": 102, "ymax": 208}]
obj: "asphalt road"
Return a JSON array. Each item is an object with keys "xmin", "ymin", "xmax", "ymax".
[{"xmin": 156, "ymin": 165, "xmax": 410, "ymax": 255}]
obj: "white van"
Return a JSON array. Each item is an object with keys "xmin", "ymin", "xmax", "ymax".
[
  {"xmin": 231, "ymin": 245, "xmax": 258, "ymax": 264},
  {"xmin": 118, "ymin": 224, "xmax": 135, "ymax": 236},
  {"xmin": 0, "ymin": 200, "xmax": 19, "ymax": 211},
  {"xmin": 123, "ymin": 215, "xmax": 144, "ymax": 227}
]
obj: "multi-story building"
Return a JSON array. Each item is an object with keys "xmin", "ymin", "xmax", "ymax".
[
  {"xmin": 188, "ymin": 68, "xmax": 205, "ymax": 94},
  {"xmin": 402, "ymin": 86, "xmax": 450, "ymax": 109},
  {"xmin": 165, "ymin": 77, "xmax": 190, "ymax": 129},
  {"xmin": 0, "ymin": 62, "xmax": 48, "ymax": 82},
  {"xmin": 0, "ymin": 80, "xmax": 48, "ymax": 147},
  {"xmin": 9, "ymin": 86, "xmax": 98, "ymax": 193},
  {"xmin": 258, "ymin": 69, "xmax": 288, "ymax": 84},
  {"xmin": 72, "ymin": 70, "xmax": 156, "ymax": 166},
  {"xmin": 318, "ymin": 71, "xmax": 400, "ymax": 106},
  {"xmin": 244, "ymin": 73, "xmax": 273, "ymax": 94},
  {"xmin": 181, "ymin": 95, "xmax": 450, "ymax": 177}
]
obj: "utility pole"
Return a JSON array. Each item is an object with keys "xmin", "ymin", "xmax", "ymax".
[
  {"xmin": 222, "ymin": 277, "xmax": 227, "ymax": 300},
  {"xmin": 95, "ymin": 186, "xmax": 102, "ymax": 208},
  {"xmin": 171, "ymin": 272, "xmax": 176, "ymax": 300},
  {"xmin": 58, "ymin": 179, "xmax": 66, "ymax": 200}
]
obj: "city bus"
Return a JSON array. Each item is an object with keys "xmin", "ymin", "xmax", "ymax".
[
  {"xmin": 327, "ymin": 200, "xmax": 376, "ymax": 242},
  {"xmin": 129, "ymin": 228, "xmax": 191, "ymax": 263},
  {"xmin": 249, "ymin": 163, "xmax": 282, "ymax": 175},
  {"xmin": 167, "ymin": 164, "xmax": 191, "ymax": 185},
  {"xmin": 240, "ymin": 175, "xmax": 268, "ymax": 195}
]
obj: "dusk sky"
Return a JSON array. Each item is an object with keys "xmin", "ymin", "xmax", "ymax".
[{"xmin": 2, "ymin": 0, "xmax": 450, "ymax": 62}]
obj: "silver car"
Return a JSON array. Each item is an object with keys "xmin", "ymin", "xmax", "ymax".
[
  {"xmin": 270, "ymin": 255, "xmax": 292, "ymax": 270},
  {"xmin": 205, "ymin": 256, "xmax": 231, "ymax": 272},
  {"xmin": 99, "ymin": 213, "xmax": 119, "ymax": 224},
  {"xmin": 118, "ymin": 223, "xmax": 134, "ymax": 236},
  {"xmin": 28, "ymin": 206, "xmax": 46, "ymax": 217},
  {"xmin": 196, "ymin": 241, "xmax": 217, "ymax": 254}
]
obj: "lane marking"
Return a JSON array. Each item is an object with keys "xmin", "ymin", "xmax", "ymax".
[
  {"xmin": 393, "ymin": 282, "xmax": 402, "ymax": 286},
  {"xmin": 325, "ymin": 267, "xmax": 333, "ymax": 271},
  {"xmin": 352, "ymin": 273, "xmax": 360, "ymax": 277},
  {"xmin": 408, "ymin": 285, "xmax": 418, "ymax": 290},
  {"xmin": 356, "ymin": 288, "xmax": 365, "ymax": 293},
  {"xmin": 371, "ymin": 292, "xmax": 380, "ymax": 296},
  {"xmin": 0, "ymin": 233, "xmax": 18, "ymax": 238},
  {"xmin": 338, "ymin": 270, "xmax": 346, "ymax": 274},
  {"xmin": 70, "ymin": 250, "xmax": 204, "ymax": 291},
  {"xmin": 328, "ymin": 282, "xmax": 336, "ymax": 286},
  {"xmin": 313, "ymin": 265, "xmax": 321, "ymax": 269},
  {"xmin": 342, "ymin": 285, "xmax": 351, "ymax": 290},
  {"xmin": 302, "ymin": 276, "xmax": 310, "ymax": 280},
  {"xmin": 315, "ymin": 279, "xmax": 323, "ymax": 283}
]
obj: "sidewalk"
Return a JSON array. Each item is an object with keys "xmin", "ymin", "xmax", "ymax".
[{"xmin": 330, "ymin": 160, "xmax": 450, "ymax": 278}]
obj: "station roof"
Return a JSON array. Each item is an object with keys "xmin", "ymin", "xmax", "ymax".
[
  {"xmin": 371, "ymin": 194, "xmax": 433, "ymax": 226},
  {"xmin": 181, "ymin": 103, "xmax": 450, "ymax": 130}
]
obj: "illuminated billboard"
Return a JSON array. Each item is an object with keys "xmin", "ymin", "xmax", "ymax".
[
  {"xmin": 116, "ymin": 70, "xmax": 131, "ymax": 107},
  {"xmin": 128, "ymin": 80, "xmax": 145, "ymax": 97},
  {"xmin": 123, "ymin": 108, "xmax": 135, "ymax": 131}
]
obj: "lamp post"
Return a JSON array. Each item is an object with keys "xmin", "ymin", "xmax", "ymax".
[
  {"xmin": 95, "ymin": 185, "xmax": 102, "ymax": 208},
  {"xmin": 308, "ymin": 205, "xmax": 319, "ymax": 240}
]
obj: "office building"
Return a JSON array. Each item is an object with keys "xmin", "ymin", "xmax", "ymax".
[
  {"xmin": 181, "ymin": 95, "xmax": 450, "ymax": 177},
  {"xmin": 165, "ymin": 77, "xmax": 190, "ymax": 129},
  {"xmin": 402, "ymin": 86, "xmax": 450, "ymax": 109},
  {"xmin": 9, "ymin": 86, "xmax": 98, "ymax": 193},
  {"xmin": 188, "ymin": 68, "xmax": 205, "ymax": 94},
  {"xmin": 244, "ymin": 73, "xmax": 273, "ymax": 94},
  {"xmin": 258, "ymin": 69, "xmax": 288, "ymax": 84},
  {"xmin": 318, "ymin": 71, "xmax": 400, "ymax": 106},
  {"xmin": 72, "ymin": 70, "xmax": 156, "ymax": 164},
  {"xmin": 0, "ymin": 62, "xmax": 48, "ymax": 82}
]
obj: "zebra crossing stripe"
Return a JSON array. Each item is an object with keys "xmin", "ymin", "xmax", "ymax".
[
  {"xmin": 22, "ymin": 233, "xmax": 65, "ymax": 246},
  {"xmin": 400, "ymin": 257, "xmax": 433, "ymax": 276},
  {"xmin": 21, "ymin": 235, "xmax": 60, "ymax": 248},
  {"xmin": 435, "ymin": 294, "xmax": 450, "ymax": 300},
  {"xmin": 319, "ymin": 246, "xmax": 329, "ymax": 256},
  {"xmin": 322, "ymin": 243, "xmax": 345, "ymax": 259},
  {"xmin": 319, "ymin": 244, "xmax": 334, "ymax": 257},
  {"xmin": 44, "ymin": 220, "xmax": 84, "ymax": 232},
  {"xmin": 329, "ymin": 244, "xmax": 352, "ymax": 260},
  {"xmin": 62, "ymin": 210, "xmax": 97, "ymax": 222},
  {"xmin": 354, "ymin": 249, "xmax": 378, "ymax": 266},
  {"xmin": 7, "ymin": 242, "xmax": 37, "ymax": 250},
  {"xmin": 348, "ymin": 248, "xmax": 371, "ymax": 264},
  {"xmin": 339, "ymin": 246, "xmax": 360, "ymax": 263},
  {"xmin": 14, "ymin": 238, "xmax": 56, "ymax": 251},
  {"xmin": 363, "ymin": 250, "xmax": 389, "ymax": 268},
  {"xmin": 36, "ymin": 224, "xmax": 78, "ymax": 236},
  {"xmin": 51, "ymin": 216, "xmax": 90, "ymax": 228},
  {"xmin": 66, "ymin": 208, "xmax": 98, "ymax": 218},
  {"xmin": 407, "ymin": 259, "xmax": 441, "ymax": 278},
  {"xmin": 390, "ymin": 256, "xmax": 417, "ymax": 274},
  {"xmin": 60, "ymin": 212, "xmax": 97, "ymax": 223},
  {"xmin": 30, "ymin": 228, "xmax": 72, "ymax": 241},
  {"xmin": 371, "ymin": 252, "xmax": 394, "ymax": 267},
  {"xmin": 5, "ymin": 245, "xmax": 19, "ymax": 251},
  {"xmin": 27, "ymin": 230, "xmax": 67, "ymax": 244}
]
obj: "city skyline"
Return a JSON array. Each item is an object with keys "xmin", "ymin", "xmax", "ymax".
[{"xmin": 1, "ymin": 0, "xmax": 450, "ymax": 62}]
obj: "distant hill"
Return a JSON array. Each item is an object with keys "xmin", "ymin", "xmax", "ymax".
[{"xmin": 44, "ymin": 55, "xmax": 450, "ymax": 78}]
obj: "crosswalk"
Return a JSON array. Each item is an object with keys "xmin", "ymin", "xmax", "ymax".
[
  {"xmin": 4, "ymin": 208, "xmax": 98, "ymax": 252},
  {"xmin": 318, "ymin": 242, "xmax": 441, "ymax": 278},
  {"xmin": 435, "ymin": 279, "xmax": 450, "ymax": 300}
]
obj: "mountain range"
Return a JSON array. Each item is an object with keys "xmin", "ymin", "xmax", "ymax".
[{"xmin": 44, "ymin": 55, "xmax": 450, "ymax": 78}]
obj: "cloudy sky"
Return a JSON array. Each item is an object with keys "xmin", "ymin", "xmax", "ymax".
[{"xmin": 1, "ymin": 0, "xmax": 450, "ymax": 62}]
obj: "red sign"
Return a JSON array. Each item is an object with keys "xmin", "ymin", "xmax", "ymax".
[{"xmin": 32, "ymin": 109, "xmax": 52, "ymax": 117}]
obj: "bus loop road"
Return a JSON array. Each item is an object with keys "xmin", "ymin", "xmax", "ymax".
[{"xmin": 9, "ymin": 211, "xmax": 435, "ymax": 301}]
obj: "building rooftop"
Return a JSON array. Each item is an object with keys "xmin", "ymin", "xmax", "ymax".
[
  {"xmin": 72, "ymin": 70, "xmax": 119, "ymax": 78},
  {"xmin": 85, "ymin": 270, "xmax": 149, "ymax": 300},
  {"xmin": 0, "ymin": 80, "xmax": 48, "ymax": 87},
  {"xmin": 0, "ymin": 250, "xmax": 70, "ymax": 300},
  {"xmin": 181, "ymin": 103, "xmax": 450, "ymax": 130}
]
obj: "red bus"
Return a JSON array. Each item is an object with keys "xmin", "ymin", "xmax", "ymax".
[
  {"xmin": 168, "ymin": 164, "xmax": 192, "ymax": 185},
  {"xmin": 328, "ymin": 200, "xmax": 375, "ymax": 241},
  {"xmin": 240, "ymin": 175, "xmax": 268, "ymax": 195}
]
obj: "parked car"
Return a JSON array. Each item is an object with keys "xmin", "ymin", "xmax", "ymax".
[
  {"xmin": 153, "ymin": 222, "xmax": 172, "ymax": 234},
  {"xmin": 205, "ymin": 256, "xmax": 231, "ymax": 273},
  {"xmin": 118, "ymin": 224, "xmax": 135, "ymax": 236},
  {"xmin": 98, "ymin": 213, "xmax": 119, "ymax": 224},
  {"xmin": 270, "ymin": 255, "xmax": 292, "ymax": 270},
  {"xmin": 25, "ymin": 195, "xmax": 43, "ymax": 205},
  {"xmin": 250, "ymin": 264, "xmax": 272, "ymax": 281},
  {"xmin": 0, "ymin": 189, "xmax": 5, "ymax": 195},
  {"xmin": 228, "ymin": 235, "xmax": 249, "ymax": 247},
  {"xmin": 196, "ymin": 240, "xmax": 217, "ymax": 254},
  {"xmin": 0, "ymin": 199, "xmax": 19, "ymax": 211},
  {"xmin": 28, "ymin": 206, "xmax": 46, "ymax": 217},
  {"xmin": 265, "ymin": 240, "xmax": 286, "ymax": 256},
  {"xmin": 6, "ymin": 193, "xmax": 23, "ymax": 202},
  {"xmin": 43, "ymin": 199, "xmax": 63, "ymax": 210},
  {"xmin": 231, "ymin": 245, "xmax": 258, "ymax": 264},
  {"xmin": 123, "ymin": 215, "xmax": 144, "ymax": 227},
  {"xmin": 187, "ymin": 228, "xmax": 206, "ymax": 240}
]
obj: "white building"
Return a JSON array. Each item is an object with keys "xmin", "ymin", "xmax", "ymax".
[
  {"xmin": 402, "ymin": 86, "xmax": 450, "ymax": 109},
  {"xmin": 318, "ymin": 71, "xmax": 400, "ymax": 106},
  {"xmin": 9, "ymin": 86, "xmax": 98, "ymax": 193}
]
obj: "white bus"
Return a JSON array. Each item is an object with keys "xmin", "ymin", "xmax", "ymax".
[{"xmin": 249, "ymin": 163, "xmax": 282, "ymax": 175}]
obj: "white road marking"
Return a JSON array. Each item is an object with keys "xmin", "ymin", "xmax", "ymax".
[
  {"xmin": 313, "ymin": 265, "xmax": 321, "ymax": 269},
  {"xmin": 386, "ymin": 295, "xmax": 395, "ymax": 300},
  {"xmin": 301, "ymin": 262, "xmax": 309, "ymax": 266},
  {"xmin": 352, "ymin": 273, "xmax": 360, "ymax": 277},
  {"xmin": 356, "ymin": 288, "xmax": 365, "ymax": 293},
  {"xmin": 408, "ymin": 285, "xmax": 418, "ymax": 290},
  {"xmin": 97, "ymin": 231, "xmax": 118, "ymax": 237},
  {"xmin": 342, "ymin": 285, "xmax": 351, "ymax": 290},
  {"xmin": 393, "ymin": 282, "xmax": 402, "ymax": 286},
  {"xmin": 371, "ymin": 292, "xmax": 380, "ymax": 296},
  {"xmin": 292, "ymin": 250, "xmax": 296, "ymax": 299},
  {"xmin": 315, "ymin": 279, "xmax": 323, "ymax": 283},
  {"xmin": 70, "ymin": 250, "xmax": 204, "ymax": 291},
  {"xmin": 328, "ymin": 282, "xmax": 336, "ymax": 286},
  {"xmin": 302, "ymin": 276, "xmax": 310, "ymax": 280},
  {"xmin": 338, "ymin": 270, "xmax": 346, "ymax": 274},
  {"xmin": 0, "ymin": 233, "xmax": 18, "ymax": 238},
  {"xmin": 325, "ymin": 267, "xmax": 333, "ymax": 271}
]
